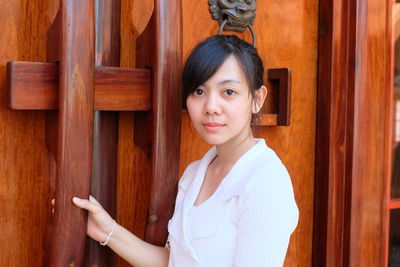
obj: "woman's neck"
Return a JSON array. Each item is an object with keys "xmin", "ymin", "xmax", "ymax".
[{"xmin": 213, "ymin": 130, "xmax": 257, "ymax": 168}]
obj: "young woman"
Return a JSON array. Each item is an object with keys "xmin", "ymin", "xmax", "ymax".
[{"xmin": 73, "ymin": 35, "xmax": 299, "ymax": 267}]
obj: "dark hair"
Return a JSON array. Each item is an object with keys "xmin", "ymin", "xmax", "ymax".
[{"xmin": 182, "ymin": 35, "xmax": 264, "ymax": 123}]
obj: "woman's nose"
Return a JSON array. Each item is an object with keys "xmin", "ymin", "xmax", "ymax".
[{"xmin": 204, "ymin": 94, "xmax": 221, "ymax": 115}]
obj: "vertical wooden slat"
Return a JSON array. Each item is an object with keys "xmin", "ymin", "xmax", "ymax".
[
  {"xmin": 349, "ymin": 0, "xmax": 390, "ymax": 265},
  {"xmin": 314, "ymin": 0, "xmax": 391, "ymax": 266},
  {"xmin": 313, "ymin": 0, "xmax": 351, "ymax": 265},
  {"xmin": 135, "ymin": 0, "xmax": 182, "ymax": 245},
  {"xmin": 146, "ymin": 0, "xmax": 182, "ymax": 245},
  {"xmin": 85, "ymin": 0, "xmax": 120, "ymax": 265},
  {"xmin": 49, "ymin": 1, "xmax": 95, "ymax": 266}
]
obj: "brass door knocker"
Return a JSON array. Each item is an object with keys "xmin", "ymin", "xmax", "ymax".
[{"xmin": 209, "ymin": 0, "xmax": 257, "ymax": 47}]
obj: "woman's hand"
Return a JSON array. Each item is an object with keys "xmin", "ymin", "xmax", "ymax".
[
  {"xmin": 72, "ymin": 196, "xmax": 115, "ymax": 243},
  {"xmin": 52, "ymin": 196, "xmax": 169, "ymax": 266}
]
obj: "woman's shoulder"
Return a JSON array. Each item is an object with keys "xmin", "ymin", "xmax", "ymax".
[
  {"xmin": 239, "ymin": 142, "xmax": 298, "ymax": 222},
  {"xmin": 236, "ymin": 151, "xmax": 299, "ymax": 230},
  {"xmin": 220, "ymin": 140, "xmax": 294, "ymax": 201},
  {"xmin": 243, "ymin": 139, "xmax": 291, "ymax": 184},
  {"xmin": 247, "ymin": 143, "xmax": 293, "ymax": 194},
  {"xmin": 236, "ymin": 140, "xmax": 294, "ymax": 195}
]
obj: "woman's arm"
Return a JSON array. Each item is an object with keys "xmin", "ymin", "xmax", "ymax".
[{"xmin": 72, "ymin": 196, "xmax": 169, "ymax": 267}]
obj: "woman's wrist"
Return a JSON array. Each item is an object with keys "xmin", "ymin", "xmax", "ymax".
[{"xmin": 100, "ymin": 219, "xmax": 117, "ymax": 246}]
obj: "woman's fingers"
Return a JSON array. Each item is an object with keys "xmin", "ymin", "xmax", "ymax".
[
  {"xmin": 89, "ymin": 195, "xmax": 101, "ymax": 205},
  {"xmin": 51, "ymin": 198, "xmax": 55, "ymax": 213},
  {"xmin": 72, "ymin": 197, "xmax": 99, "ymax": 213}
]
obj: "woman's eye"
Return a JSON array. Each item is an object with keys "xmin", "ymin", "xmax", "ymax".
[
  {"xmin": 194, "ymin": 88, "xmax": 204, "ymax": 95},
  {"xmin": 225, "ymin": 89, "xmax": 235, "ymax": 96}
]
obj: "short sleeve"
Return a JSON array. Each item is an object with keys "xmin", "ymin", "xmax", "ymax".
[{"xmin": 233, "ymin": 166, "xmax": 299, "ymax": 267}]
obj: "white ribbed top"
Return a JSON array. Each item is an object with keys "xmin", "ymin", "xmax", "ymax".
[{"xmin": 167, "ymin": 138, "xmax": 299, "ymax": 267}]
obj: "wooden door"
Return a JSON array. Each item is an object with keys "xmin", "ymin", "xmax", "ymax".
[
  {"xmin": 0, "ymin": 0, "xmax": 316, "ymax": 266},
  {"xmin": 0, "ymin": 1, "xmax": 58, "ymax": 265},
  {"xmin": 179, "ymin": 1, "xmax": 317, "ymax": 266}
]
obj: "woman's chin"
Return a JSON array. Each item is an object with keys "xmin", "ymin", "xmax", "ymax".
[{"xmin": 200, "ymin": 135, "xmax": 228, "ymax": 146}]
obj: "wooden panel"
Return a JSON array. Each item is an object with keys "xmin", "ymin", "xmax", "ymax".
[
  {"xmin": 116, "ymin": 0, "xmax": 154, "ymax": 265},
  {"xmin": 181, "ymin": 1, "xmax": 318, "ymax": 266},
  {"xmin": 349, "ymin": 0, "xmax": 391, "ymax": 265},
  {"xmin": 7, "ymin": 62, "xmax": 151, "ymax": 111},
  {"xmin": 7, "ymin": 61, "xmax": 59, "ymax": 109},
  {"xmin": 314, "ymin": 0, "xmax": 392, "ymax": 266},
  {"xmin": 49, "ymin": 1, "xmax": 95, "ymax": 265},
  {"xmin": 0, "ymin": 0, "xmax": 58, "ymax": 266},
  {"xmin": 134, "ymin": 0, "xmax": 183, "ymax": 246},
  {"xmin": 85, "ymin": 0, "xmax": 121, "ymax": 266},
  {"xmin": 313, "ymin": 0, "xmax": 352, "ymax": 265},
  {"xmin": 95, "ymin": 67, "xmax": 151, "ymax": 111}
]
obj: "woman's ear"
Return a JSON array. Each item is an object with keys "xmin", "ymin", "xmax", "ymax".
[{"xmin": 252, "ymin": 85, "xmax": 268, "ymax": 114}]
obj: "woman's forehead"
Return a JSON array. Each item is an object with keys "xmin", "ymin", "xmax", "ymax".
[{"xmin": 203, "ymin": 56, "xmax": 247, "ymax": 85}]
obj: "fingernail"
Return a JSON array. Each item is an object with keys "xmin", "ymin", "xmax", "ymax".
[{"xmin": 73, "ymin": 197, "xmax": 80, "ymax": 202}]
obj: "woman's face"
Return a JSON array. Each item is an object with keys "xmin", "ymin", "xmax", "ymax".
[{"xmin": 186, "ymin": 55, "xmax": 255, "ymax": 146}]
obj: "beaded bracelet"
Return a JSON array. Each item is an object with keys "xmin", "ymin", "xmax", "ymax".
[{"xmin": 99, "ymin": 220, "xmax": 117, "ymax": 246}]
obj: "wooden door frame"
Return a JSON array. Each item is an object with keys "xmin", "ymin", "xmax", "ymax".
[{"xmin": 313, "ymin": 0, "xmax": 392, "ymax": 266}]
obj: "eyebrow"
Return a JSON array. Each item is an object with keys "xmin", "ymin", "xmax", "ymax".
[
  {"xmin": 217, "ymin": 79, "xmax": 241, "ymax": 85},
  {"xmin": 201, "ymin": 79, "xmax": 242, "ymax": 87}
]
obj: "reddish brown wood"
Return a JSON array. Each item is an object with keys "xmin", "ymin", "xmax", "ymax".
[
  {"xmin": 313, "ymin": 0, "xmax": 357, "ymax": 265},
  {"xmin": 94, "ymin": 67, "xmax": 151, "ymax": 111},
  {"xmin": 115, "ymin": 2, "xmax": 154, "ymax": 265},
  {"xmin": 384, "ymin": 3, "xmax": 399, "ymax": 266},
  {"xmin": 0, "ymin": 1, "xmax": 58, "ymax": 265},
  {"xmin": 259, "ymin": 114, "xmax": 278, "ymax": 125},
  {"xmin": 49, "ymin": 0, "xmax": 95, "ymax": 266},
  {"xmin": 45, "ymin": 10, "xmax": 61, "ymax": 264},
  {"xmin": 85, "ymin": 0, "xmax": 121, "ymax": 266},
  {"xmin": 313, "ymin": 0, "xmax": 346, "ymax": 265},
  {"xmin": 388, "ymin": 199, "xmax": 400, "ymax": 209},
  {"xmin": 7, "ymin": 62, "xmax": 151, "ymax": 111},
  {"xmin": 267, "ymin": 68, "xmax": 291, "ymax": 126},
  {"xmin": 47, "ymin": 9, "xmax": 61, "ymax": 63},
  {"xmin": 348, "ymin": 1, "xmax": 390, "ymax": 266},
  {"xmin": 135, "ymin": 0, "xmax": 182, "ymax": 246},
  {"xmin": 314, "ymin": 0, "xmax": 391, "ymax": 266},
  {"xmin": 7, "ymin": 61, "xmax": 59, "ymax": 110}
]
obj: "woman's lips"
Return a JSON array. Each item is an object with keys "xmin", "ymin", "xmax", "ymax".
[{"xmin": 203, "ymin": 123, "xmax": 224, "ymax": 133}]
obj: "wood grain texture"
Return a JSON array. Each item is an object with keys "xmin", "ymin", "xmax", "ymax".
[
  {"xmin": 85, "ymin": 0, "xmax": 121, "ymax": 265},
  {"xmin": 134, "ymin": 0, "xmax": 183, "ymax": 246},
  {"xmin": 120, "ymin": 0, "xmax": 154, "ymax": 69},
  {"xmin": 349, "ymin": 0, "xmax": 391, "ymax": 266},
  {"xmin": 313, "ymin": 0, "xmax": 351, "ymax": 265},
  {"xmin": 8, "ymin": 62, "xmax": 151, "ymax": 111},
  {"xmin": 7, "ymin": 61, "xmax": 59, "ymax": 109},
  {"xmin": 181, "ymin": 1, "xmax": 318, "ymax": 266},
  {"xmin": 48, "ymin": 1, "xmax": 95, "ymax": 265},
  {"xmin": 95, "ymin": 67, "xmax": 151, "ymax": 111},
  {"xmin": 314, "ymin": 0, "xmax": 392, "ymax": 266},
  {"xmin": 0, "ymin": 0, "xmax": 58, "ymax": 266},
  {"xmin": 116, "ymin": 1, "xmax": 154, "ymax": 265},
  {"xmin": 385, "ymin": 3, "xmax": 398, "ymax": 266}
]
